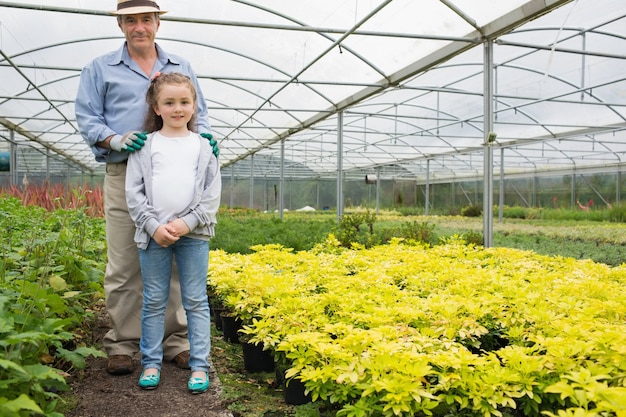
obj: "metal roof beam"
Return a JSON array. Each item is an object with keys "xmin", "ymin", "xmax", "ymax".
[
  {"xmin": 496, "ymin": 39, "xmax": 626, "ymax": 60},
  {"xmin": 0, "ymin": 2, "xmax": 477, "ymax": 42},
  {"xmin": 0, "ymin": 117, "xmax": 94, "ymax": 172}
]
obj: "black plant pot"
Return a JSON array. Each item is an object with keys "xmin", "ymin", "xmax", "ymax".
[
  {"xmin": 220, "ymin": 313, "xmax": 242, "ymax": 343},
  {"xmin": 211, "ymin": 306, "xmax": 226, "ymax": 331},
  {"xmin": 283, "ymin": 377, "xmax": 311, "ymax": 405},
  {"xmin": 242, "ymin": 341, "xmax": 275, "ymax": 373}
]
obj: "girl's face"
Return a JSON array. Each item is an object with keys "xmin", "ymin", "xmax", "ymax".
[{"xmin": 153, "ymin": 83, "xmax": 195, "ymax": 132}]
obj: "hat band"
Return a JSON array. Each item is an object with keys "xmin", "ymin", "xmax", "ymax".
[{"xmin": 118, "ymin": 0, "xmax": 161, "ymax": 11}]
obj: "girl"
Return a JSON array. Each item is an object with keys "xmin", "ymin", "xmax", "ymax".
[{"xmin": 126, "ymin": 72, "xmax": 221, "ymax": 394}]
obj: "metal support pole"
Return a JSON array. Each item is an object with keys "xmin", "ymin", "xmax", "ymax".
[
  {"xmin": 483, "ymin": 40, "xmax": 495, "ymax": 247},
  {"xmin": 499, "ymin": 147, "xmax": 504, "ymax": 223},
  {"xmin": 316, "ymin": 178, "xmax": 320, "ymax": 209},
  {"xmin": 617, "ymin": 169, "xmax": 621, "ymax": 205},
  {"xmin": 10, "ymin": 131, "xmax": 17, "ymax": 186},
  {"xmin": 264, "ymin": 176, "xmax": 268, "ymax": 212},
  {"xmin": 336, "ymin": 111, "xmax": 344, "ymax": 222},
  {"xmin": 279, "ymin": 140, "xmax": 285, "ymax": 220},
  {"xmin": 229, "ymin": 166, "xmax": 235, "ymax": 208},
  {"xmin": 425, "ymin": 159, "xmax": 430, "ymax": 215},
  {"xmin": 249, "ymin": 154, "xmax": 255, "ymax": 209},
  {"xmin": 46, "ymin": 148, "xmax": 51, "ymax": 181},
  {"xmin": 375, "ymin": 166, "xmax": 381, "ymax": 215},
  {"xmin": 570, "ymin": 171, "xmax": 575, "ymax": 208},
  {"xmin": 452, "ymin": 181, "xmax": 456, "ymax": 209}
]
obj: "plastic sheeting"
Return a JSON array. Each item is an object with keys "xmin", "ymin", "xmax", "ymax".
[{"xmin": 0, "ymin": 0, "xmax": 624, "ymax": 181}]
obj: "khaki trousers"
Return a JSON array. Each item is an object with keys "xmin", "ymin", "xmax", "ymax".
[{"xmin": 103, "ymin": 162, "xmax": 189, "ymax": 360}]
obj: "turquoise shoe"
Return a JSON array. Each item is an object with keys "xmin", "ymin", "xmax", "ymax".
[
  {"xmin": 188, "ymin": 372, "xmax": 210, "ymax": 394},
  {"xmin": 138, "ymin": 369, "xmax": 160, "ymax": 390}
]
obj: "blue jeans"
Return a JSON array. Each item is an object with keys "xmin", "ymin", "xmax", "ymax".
[{"xmin": 139, "ymin": 236, "xmax": 211, "ymax": 372}]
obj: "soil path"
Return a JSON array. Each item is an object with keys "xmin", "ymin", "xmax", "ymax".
[{"xmin": 65, "ymin": 311, "xmax": 234, "ymax": 417}]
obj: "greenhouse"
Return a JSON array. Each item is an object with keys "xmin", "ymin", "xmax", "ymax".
[
  {"xmin": 1, "ymin": 0, "xmax": 625, "ymax": 219},
  {"xmin": 2, "ymin": 2, "xmax": 626, "ymax": 416}
]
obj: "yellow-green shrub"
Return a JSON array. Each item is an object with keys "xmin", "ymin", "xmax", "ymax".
[{"xmin": 209, "ymin": 238, "xmax": 626, "ymax": 417}]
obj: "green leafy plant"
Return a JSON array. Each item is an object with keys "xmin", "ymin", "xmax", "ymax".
[
  {"xmin": 0, "ymin": 197, "xmax": 106, "ymax": 416},
  {"xmin": 332, "ymin": 210, "xmax": 381, "ymax": 248},
  {"xmin": 398, "ymin": 219, "xmax": 437, "ymax": 245},
  {"xmin": 461, "ymin": 204, "xmax": 482, "ymax": 217},
  {"xmin": 606, "ymin": 203, "xmax": 626, "ymax": 223},
  {"xmin": 461, "ymin": 229, "xmax": 483, "ymax": 246}
]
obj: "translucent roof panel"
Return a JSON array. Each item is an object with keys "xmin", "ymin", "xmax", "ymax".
[{"xmin": 0, "ymin": 0, "xmax": 624, "ymax": 181}]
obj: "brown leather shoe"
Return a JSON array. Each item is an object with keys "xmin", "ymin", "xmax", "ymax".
[
  {"xmin": 172, "ymin": 350, "xmax": 191, "ymax": 369},
  {"xmin": 106, "ymin": 355, "xmax": 133, "ymax": 375}
]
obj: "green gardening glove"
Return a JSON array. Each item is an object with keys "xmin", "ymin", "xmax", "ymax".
[
  {"xmin": 200, "ymin": 133, "xmax": 220, "ymax": 157},
  {"xmin": 109, "ymin": 131, "xmax": 147, "ymax": 152},
  {"xmin": 130, "ymin": 132, "xmax": 148, "ymax": 150}
]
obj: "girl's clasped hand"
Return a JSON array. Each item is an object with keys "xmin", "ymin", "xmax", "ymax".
[{"xmin": 153, "ymin": 219, "xmax": 191, "ymax": 247}]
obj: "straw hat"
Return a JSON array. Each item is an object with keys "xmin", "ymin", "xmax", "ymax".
[{"xmin": 110, "ymin": 0, "xmax": 167, "ymax": 15}]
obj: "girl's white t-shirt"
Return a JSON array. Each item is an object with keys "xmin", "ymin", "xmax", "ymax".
[{"xmin": 150, "ymin": 131, "xmax": 201, "ymax": 223}]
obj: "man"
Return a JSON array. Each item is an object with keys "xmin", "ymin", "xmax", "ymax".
[{"xmin": 75, "ymin": 0, "xmax": 218, "ymax": 375}]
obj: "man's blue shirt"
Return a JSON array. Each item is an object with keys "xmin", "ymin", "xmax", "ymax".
[{"xmin": 75, "ymin": 42, "xmax": 211, "ymax": 163}]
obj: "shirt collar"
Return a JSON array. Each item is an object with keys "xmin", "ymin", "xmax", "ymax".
[{"xmin": 107, "ymin": 42, "xmax": 181, "ymax": 67}]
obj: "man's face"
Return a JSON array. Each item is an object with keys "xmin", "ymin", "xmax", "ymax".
[{"xmin": 118, "ymin": 13, "xmax": 160, "ymax": 51}]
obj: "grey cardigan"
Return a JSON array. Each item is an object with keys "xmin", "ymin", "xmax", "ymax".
[{"xmin": 125, "ymin": 132, "xmax": 221, "ymax": 250}]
